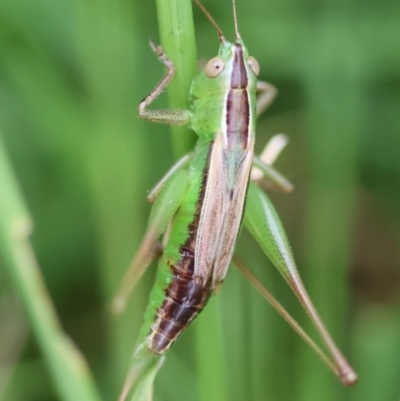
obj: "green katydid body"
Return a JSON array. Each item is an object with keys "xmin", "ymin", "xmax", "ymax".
[
  {"xmin": 117, "ymin": 3, "xmax": 357, "ymax": 400},
  {"xmin": 138, "ymin": 39, "xmax": 258, "ymax": 356}
]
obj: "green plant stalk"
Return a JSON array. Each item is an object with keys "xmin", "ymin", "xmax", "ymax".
[
  {"xmin": 155, "ymin": 0, "xmax": 197, "ymax": 157},
  {"xmin": 0, "ymin": 133, "xmax": 102, "ymax": 401}
]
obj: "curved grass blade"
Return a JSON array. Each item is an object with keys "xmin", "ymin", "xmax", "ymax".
[{"xmin": 0, "ymin": 132, "xmax": 102, "ymax": 401}]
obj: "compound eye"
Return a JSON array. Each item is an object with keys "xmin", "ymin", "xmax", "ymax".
[
  {"xmin": 205, "ymin": 57, "xmax": 225, "ymax": 78},
  {"xmin": 248, "ymin": 56, "xmax": 260, "ymax": 76}
]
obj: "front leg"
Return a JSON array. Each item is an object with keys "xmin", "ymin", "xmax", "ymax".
[
  {"xmin": 138, "ymin": 40, "xmax": 192, "ymax": 125},
  {"xmin": 256, "ymin": 81, "xmax": 278, "ymax": 117}
]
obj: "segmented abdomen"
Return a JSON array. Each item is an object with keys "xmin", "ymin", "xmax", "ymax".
[
  {"xmin": 146, "ymin": 246, "xmax": 212, "ymax": 354},
  {"xmin": 140, "ymin": 141, "xmax": 212, "ymax": 355}
]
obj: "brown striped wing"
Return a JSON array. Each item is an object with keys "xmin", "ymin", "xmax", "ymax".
[{"xmin": 194, "ymin": 136, "xmax": 254, "ymax": 288}]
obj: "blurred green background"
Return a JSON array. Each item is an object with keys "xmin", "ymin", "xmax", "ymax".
[{"xmin": 0, "ymin": 0, "xmax": 399, "ymax": 400}]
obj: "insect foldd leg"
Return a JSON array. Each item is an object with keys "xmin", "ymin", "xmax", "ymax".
[
  {"xmin": 256, "ymin": 81, "xmax": 278, "ymax": 117},
  {"xmin": 232, "ymin": 255, "xmax": 338, "ymax": 376},
  {"xmin": 244, "ymin": 183, "xmax": 357, "ymax": 386},
  {"xmin": 138, "ymin": 41, "xmax": 191, "ymax": 125},
  {"xmin": 147, "ymin": 152, "xmax": 193, "ymax": 203},
  {"xmin": 251, "ymin": 155, "xmax": 293, "ymax": 193},
  {"xmin": 112, "ymin": 169, "xmax": 190, "ymax": 313},
  {"xmin": 251, "ymin": 133, "xmax": 293, "ymax": 192}
]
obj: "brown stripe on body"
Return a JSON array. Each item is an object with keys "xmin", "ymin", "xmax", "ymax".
[
  {"xmin": 147, "ymin": 144, "xmax": 214, "ymax": 355},
  {"xmin": 230, "ymin": 44, "xmax": 248, "ymax": 89},
  {"xmin": 225, "ymin": 44, "xmax": 250, "ymax": 150},
  {"xmin": 226, "ymin": 90, "xmax": 250, "ymax": 149}
]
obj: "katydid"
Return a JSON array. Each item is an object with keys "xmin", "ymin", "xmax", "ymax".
[{"xmin": 114, "ymin": 0, "xmax": 357, "ymax": 399}]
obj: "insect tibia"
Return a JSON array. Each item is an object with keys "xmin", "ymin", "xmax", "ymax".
[
  {"xmin": 233, "ymin": 255, "xmax": 352, "ymax": 384},
  {"xmin": 341, "ymin": 366, "xmax": 358, "ymax": 387},
  {"xmin": 148, "ymin": 40, "xmax": 171, "ymax": 64}
]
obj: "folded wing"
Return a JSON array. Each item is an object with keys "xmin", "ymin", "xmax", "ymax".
[{"xmin": 194, "ymin": 136, "xmax": 254, "ymax": 288}]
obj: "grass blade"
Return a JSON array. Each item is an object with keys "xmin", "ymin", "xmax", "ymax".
[
  {"xmin": 0, "ymin": 133, "xmax": 102, "ymax": 401},
  {"xmin": 155, "ymin": 0, "xmax": 198, "ymax": 157}
]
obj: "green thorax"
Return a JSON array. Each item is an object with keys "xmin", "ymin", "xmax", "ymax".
[{"xmin": 189, "ymin": 40, "xmax": 258, "ymax": 142}]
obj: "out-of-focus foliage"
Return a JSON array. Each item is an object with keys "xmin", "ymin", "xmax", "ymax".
[{"xmin": 0, "ymin": 0, "xmax": 399, "ymax": 400}]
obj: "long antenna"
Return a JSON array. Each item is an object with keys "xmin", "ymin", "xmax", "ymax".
[
  {"xmin": 193, "ymin": 0, "xmax": 226, "ymax": 43},
  {"xmin": 232, "ymin": 0, "xmax": 241, "ymax": 39}
]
